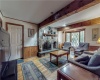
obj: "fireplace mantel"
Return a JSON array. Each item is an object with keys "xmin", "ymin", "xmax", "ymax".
[{"xmin": 43, "ymin": 33, "xmax": 57, "ymax": 36}]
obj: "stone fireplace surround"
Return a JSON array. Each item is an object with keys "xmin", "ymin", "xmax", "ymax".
[
  {"xmin": 39, "ymin": 26, "xmax": 58, "ymax": 52},
  {"xmin": 43, "ymin": 40, "xmax": 57, "ymax": 51},
  {"xmin": 38, "ymin": 39, "xmax": 59, "ymax": 57}
]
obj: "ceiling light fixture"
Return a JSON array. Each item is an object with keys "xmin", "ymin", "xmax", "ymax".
[{"xmin": 62, "ymin": 24, "xmax": 66, "ymax": 27}]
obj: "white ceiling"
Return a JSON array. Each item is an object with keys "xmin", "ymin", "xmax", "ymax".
[
  {"xmin": 0, "ymin": 0, "xmax": 74, "ymax": 24},
  {"xmin": 48, "ymin": 3, "xmax": 100, "ymax": 28}
]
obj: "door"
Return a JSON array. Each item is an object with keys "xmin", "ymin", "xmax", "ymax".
[{"xmin": 8, "ymin": 24, "xmax": 22, "ymax": 60}]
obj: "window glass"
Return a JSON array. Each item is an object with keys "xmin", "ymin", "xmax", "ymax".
[
  {"xmin": 66, "ymin": 30, "xmax": 85, "ymax": 47},
  {"xmin": 71, "ymin": 32, "xmax": 79, "ymax": 47},
  {"xmin": 80, "ymin": 31, "xmax": 84, "ymax": 42}
]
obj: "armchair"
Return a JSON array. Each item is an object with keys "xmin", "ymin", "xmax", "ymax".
[
  {"xmin": 62, "ymin": 42, "xmax": 71, "ymax": 51},
  {"xmin": 74, "ymin": 42, "xmax": 89, "ymax": 56}
]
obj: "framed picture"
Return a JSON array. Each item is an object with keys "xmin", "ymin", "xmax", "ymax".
[
  {"xmin": 28, "ymin": 28, "xmax": 34, "ymax": 37},
  {"xmin": 92, "ymin": 28, "xmax": 99, "ymax": 41}
]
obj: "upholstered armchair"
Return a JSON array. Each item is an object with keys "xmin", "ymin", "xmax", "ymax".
[
  {"xmin": 74, "ymin": 42, "xmax": 89, "ymax": 56},
  {"xmin": 62, "ymin": 42, "xmax": 71, "ymax": 51}
]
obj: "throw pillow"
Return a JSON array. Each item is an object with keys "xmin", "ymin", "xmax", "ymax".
[
  {"xmin": 75, "ymin": 55, "xmax": 90, "ymax": 62},
  {"xmin": 88, "ymin": 51, "xmax": 100, "ymax": 66},
  {"xmin": 79, "ymin": 59, "xmax": 90, "ymax": 65}
]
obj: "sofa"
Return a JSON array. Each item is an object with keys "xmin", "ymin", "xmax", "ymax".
[{"xmin": 68, "ymin": 52, "xmax": 100, "ymax": 76}]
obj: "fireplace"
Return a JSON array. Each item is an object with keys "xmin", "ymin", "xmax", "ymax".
[
  {"xmin": 42, "ymin": 40, "xmax": 58, "ymax": 51},
  {"xmin": 43, "ymin": 41, "xmax": 51, "ymax": 51}
]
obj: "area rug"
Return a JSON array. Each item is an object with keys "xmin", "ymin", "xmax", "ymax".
[
  {"xmin": 17, "ymin": 59, "xmax": 24, "ymax": 64},
  {"xmin": 39, "ymin": 56, "xmax": 68, "ymax": 72},
  {"xmin": 21, "ymin": 61, "xmax": 47, "ymax": 80}
]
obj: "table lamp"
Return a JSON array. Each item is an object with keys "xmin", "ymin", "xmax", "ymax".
[
  {"xmin": 97, "ymin": 38, "xmax": 100, "ymax": 44},
  {"xmin": 97, "ymin": 38, "xmax": 100, "ymax": 50}
]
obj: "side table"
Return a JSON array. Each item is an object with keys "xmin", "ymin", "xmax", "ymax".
[{"xmin": 57, "ymin": 64, "xmax": 99, "ymax": 80}]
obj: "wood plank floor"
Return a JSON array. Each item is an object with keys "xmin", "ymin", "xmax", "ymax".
[{"xmin": 17, "ymin": 55, "xmax": 65, "ymax": 80}]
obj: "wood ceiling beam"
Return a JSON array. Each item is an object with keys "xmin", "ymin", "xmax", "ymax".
[
  {"xmin": 39, "ymin": 0, "xmax": 100, "ymax": 28},
  {"xmin": 68, "ymin": 17, "xmax": 100, "ymax": 28},
  {"xmin": 57, "ymin": 17, "xmax": 100, "ymax": 31}
]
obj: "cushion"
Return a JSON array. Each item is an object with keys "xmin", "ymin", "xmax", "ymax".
[
  {"xmin": 75, "ymin": 55, "xmax": 90, "ymax": 62},
  {"xmin": 75, "ymin": 48, "xmax": 83, "ymax": 52},
  {"xmin": 79, "ymin": 59, "xmax": 90, "ymax": 65},
  {"xmin": 88, "ymin": 51, "xmax": 100, "ymax": 66},
  {"xmin": 80, "ymin": 44, "xmax": 85, "ymax": 47}
]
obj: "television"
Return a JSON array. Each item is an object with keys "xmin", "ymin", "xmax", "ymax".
[{"xmin": 0, "ymin": 27, "xmax": 11, "ymax": 77}]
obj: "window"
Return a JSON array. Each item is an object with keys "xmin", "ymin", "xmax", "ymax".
[
  {"xmin": 80, "ymin": 31, "xmax": 84, "ymax": 42},
  {"xmin": 66, "ymin": 30, "xmax": 85, "ymax": 47},
  {"xmin": 71, "ymin": 32, "xmax": 79, "ymax": 47},
  {"xmin": 66, "ymin": 33, "xmax": 70, "ymax": 42}
]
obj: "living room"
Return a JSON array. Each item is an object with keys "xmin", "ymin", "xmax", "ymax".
[{"xmin": 0, "ymin": 0, "xmax": 100, "ymax": 80}]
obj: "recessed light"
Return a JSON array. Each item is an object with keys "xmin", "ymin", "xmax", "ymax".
[{"xmin": 62, "ymin": 24, "xmax": 66, "ymax": 27}]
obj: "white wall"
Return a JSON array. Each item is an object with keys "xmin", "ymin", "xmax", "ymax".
[
  {"xmin": 58, "ymin": 31, "xmax": 63, "ymax": 44},
  {"xmin": 58, "ymin": 31, "xmax": 65, "ymax": 44},
  {"xmin": 59, "ymin": 24, "xmax": 100, "ymax": 46},
  {"xmin": 85, "ymin": 24, "xmax": 100, "ymax": 46},
  {"xmin": 2, "ymin": 17, "xmax": 38, "ymax": 47}
]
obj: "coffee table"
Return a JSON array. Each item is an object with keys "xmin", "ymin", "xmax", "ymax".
[
  {"xmin": 50, "ymin": 50, "xmax": 69, "ymax": 66},
  {"xmin": 57, "ymin": 64, "xmax": 99, "ymax": 80}
]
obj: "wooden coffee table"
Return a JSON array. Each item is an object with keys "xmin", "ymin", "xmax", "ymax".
[
  {"xmin": 50, "ymin": 50, "xmax": 69, "ymax": 66},
  {"xmin": 57, "ymin": 64, "xmax": 99, "ymax": 80}
]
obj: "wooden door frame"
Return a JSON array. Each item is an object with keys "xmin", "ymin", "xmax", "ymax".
[
  {"xmin": 65, "ymin": 29, "xmax": 85, "ymax": 43},
  {"xmin": 6, "ymin": 22, "xmax": 24, "ymax": 59}
]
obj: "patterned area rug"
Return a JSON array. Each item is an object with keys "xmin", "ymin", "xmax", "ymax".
[
  {"xmin": 39, "ymin": 56, "xmax": 68, "ymax": 72},
  {"xmin": 21, "ymin": 61, "xmax": 47, "ymax": 80}
]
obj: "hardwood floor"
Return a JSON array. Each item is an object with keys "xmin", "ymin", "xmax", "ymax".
[{"xmin": 17, "ymin": 55, "xmax": 61, "ymax": 80}]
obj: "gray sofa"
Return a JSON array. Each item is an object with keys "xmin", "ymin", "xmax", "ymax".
[
  {"xmin": 62, "ymin": 42, "xmax": 71, "ymax": 51},
  {"xmin": 68, "ymin": 53, "xmax": 100, "ymax": 76}
]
